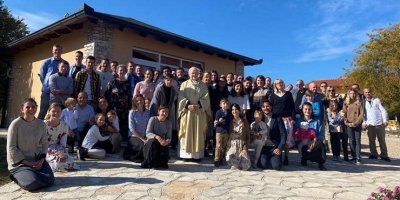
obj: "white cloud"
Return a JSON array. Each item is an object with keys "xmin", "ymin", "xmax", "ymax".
[
  {"xmin": 12, "ymin": 10, "xmax": 58, "ymax": 32},
  {"xmin": 294, "ymin": 0, "xmax": 400, "ymax": 63}
]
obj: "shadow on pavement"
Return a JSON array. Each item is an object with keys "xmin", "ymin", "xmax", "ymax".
[
  {"xmin": 284, "ymin": 151, "xmax": 400, "ymax": 173},
  {"xmin": 37, "ymin": 176, "xmax": 163, "ymax": 192}
]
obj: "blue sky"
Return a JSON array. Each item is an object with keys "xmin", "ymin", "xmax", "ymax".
[{"xmin": 5, "ymin": 0, "xmax": 400, "ymax": 84}]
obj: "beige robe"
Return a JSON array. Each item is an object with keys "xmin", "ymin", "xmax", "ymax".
[{"xmin": 178, "ymin": 80, "xmax": 211, "ymax": 159}]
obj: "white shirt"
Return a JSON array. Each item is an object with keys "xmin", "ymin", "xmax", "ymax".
[
  {"xmin": 82, "ymin": 125, "xmax": 110, "ymax": 149},
  {"xmin": 60, "ymin": 108, "xmax": 78, "ymax": 130},
  {"xmin": 84, "ymin": 73, "xmax": 92, "ymax": 100},
  {"xmin": 364, "ymin": 98, "xmax": 388, "ymax": 126}
]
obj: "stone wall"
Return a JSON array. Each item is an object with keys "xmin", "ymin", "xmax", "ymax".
[
  {"xmin": 84, "ymin": 20, "xmax": 114, "ymax": 64},
  {"xmin": 235, "ymin": 61, "xmax": 244, "ymax": 75}
]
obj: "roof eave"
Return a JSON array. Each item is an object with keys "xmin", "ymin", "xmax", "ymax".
[
  {"xmin": 7, "ymin": 4, "xmax": 263, "ymax": 66},
  {"xmin": 7, "ymin": 10, "xmax": 87, "ymax": 48}
]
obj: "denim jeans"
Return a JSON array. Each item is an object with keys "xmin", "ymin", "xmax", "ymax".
[
  {"xmin": 10, "ymin": 161, "xmax": 54, "ymax": 191},
  {"xmin": 347, "ymin": 125, "xmax": 362, "ymax": 159}
]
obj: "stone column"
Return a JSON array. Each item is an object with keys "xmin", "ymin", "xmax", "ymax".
[
  {"xmin": 84, "ymin": 20, "xmax": 114, "ymax": 64},
  {"xmin": 235, "ymin": 61, "xmax": 244, "ymax": 75}
]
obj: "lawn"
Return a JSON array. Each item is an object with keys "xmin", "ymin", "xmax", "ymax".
[{"xmin": 0, "ymin": 138, "xmax": 11, "ymax": 186}]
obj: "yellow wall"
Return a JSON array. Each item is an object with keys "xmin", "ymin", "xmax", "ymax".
[
  {"xmin": 8, "ymin": 26, "xmax": 86, "ymax": 122},
  {"xmin": 111, "ymin": 28, "xmax": 237, "ymax": 75},
  {"xmin": 8, "ymin": 22, "xmax": 239, "ymax": 123}
]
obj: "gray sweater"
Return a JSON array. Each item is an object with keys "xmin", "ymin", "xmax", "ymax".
[
  {"xmin": 7, "ymin": 117, "xmax": 48, "ymax": 170},
  {"xmin": 146, "ymin": 116, "xmax": 172, "ymax": 140}
]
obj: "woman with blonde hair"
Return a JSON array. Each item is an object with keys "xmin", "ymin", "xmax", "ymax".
[
  {"xmin": 342, "ymin": 89, "xmax": 364, "ymax": 164},
  {"xmin": 45, "ymin": 103, "xmax": 78, "ymax": 171},
  {"xmin": 269, "ymin": 79, "xmax": 295, "ymax": 166}
]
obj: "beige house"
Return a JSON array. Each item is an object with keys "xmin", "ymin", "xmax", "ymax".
[{"xmin": 6, "ymin": 4, "xmax": 262, "ymax": 125}]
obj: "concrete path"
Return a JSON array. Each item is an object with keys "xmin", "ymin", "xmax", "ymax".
[{"xmin": 1, "ymin": 132, "xmax": 399, "ymax": 200}]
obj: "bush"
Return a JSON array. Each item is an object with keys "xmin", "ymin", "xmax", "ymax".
[{"xmin": 368, "ymin": 186, "xmax": 400, "ymax": 200}]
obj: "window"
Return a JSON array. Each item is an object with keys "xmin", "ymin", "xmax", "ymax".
[
  {"xmin": 132, "ymin": 49, "xmax": 158, "ymax": 62},
  {"xmin": 182, "ymin": 60, "xmax": 202, "ymax": 70},
  {"xmin": 132, "ymin": 48, "xmax": 203, "ymax": 71}
]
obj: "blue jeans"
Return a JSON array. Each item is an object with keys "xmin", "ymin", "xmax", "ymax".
[
  {"xmin": 258, "ymin": 146, "xmax": 283, "ymax": 170},
  {"xmin": 347, "ymin": 125, "xmax": 362, "ymax": 159},
  {"xmin": 38, "ymin": 92, "xmax": 50, "ymax": 120},
  {"xmin": 10, "ymin": 161, "xmax": 54, "ymax": 191}
]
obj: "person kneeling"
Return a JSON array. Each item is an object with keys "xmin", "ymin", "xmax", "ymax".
[
  {"xmin": 294, "ymin": 122, "xmax": 326, "ymax": 170},
  {"xmin": 225, "ymin": 104, "xmax": 251, "ymax": 171},
  {"xmin": 79, "ymin": 113, "xmax": 113, "ymax": 160},
  {"xmin": 141, "ymin": 106, "xmax": 172, "ymax": 169},
  {"xmin": 7, "ymin": 98, "xmax": 55, "ymax": 191}
]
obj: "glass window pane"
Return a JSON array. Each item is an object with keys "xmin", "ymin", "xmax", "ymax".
[{"xmin": 132, "ymin": 49, "xmax": 159, "ymax": 62}]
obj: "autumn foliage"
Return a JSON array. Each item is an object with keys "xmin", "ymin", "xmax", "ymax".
[{"xmin": 346, "ymin": 23, "xmax": 400, "ymax": 118}]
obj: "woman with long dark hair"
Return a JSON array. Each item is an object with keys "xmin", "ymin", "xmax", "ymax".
[{"xmin": 228, "ymin": 81, "xmax": 250, "ymax": 117}]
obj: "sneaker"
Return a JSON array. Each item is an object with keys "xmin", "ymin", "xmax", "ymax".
[
  {"xmin": 318, "ymin": 164, "xmax": 327, "ymax": 171},
  {"xmin": 355, "ymin": 159, "xmax": 361, "ymax": 165},
  {"xmin": 369, "ymin": 155, "xmax": 378, "ymax": 159},
  {"xmin": 380, "ymin": 157, "xmax": 391, "ymax": 162}
]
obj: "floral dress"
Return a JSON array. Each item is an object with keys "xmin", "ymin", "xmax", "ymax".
[
  {"xmin": 45, "ymin": 121, "xmax": 78, "ymax": 171},
  {"xmin": 226, "ymin": 120, "xmax": 251, "ymax": 170}
]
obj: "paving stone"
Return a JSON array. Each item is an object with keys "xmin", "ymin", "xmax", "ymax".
[
  {"xmin": 291, "ymin": 188, "xmax": 335, "ymax": 199},
  {"xmin": 0, "ymin": 183, "xmax": 21, "ymax": 193},
  {"xmin": 94, "ymin": 194, "xmax": 121, "ymax": 200},
  {"xmin": 303, "ymin": 182, "xmax": 324, "ymax": 187},
  {"xmin": 201, "ymin": 186, "xmax": 232, "ymax": 197},
  {"xmin": 229, "ymin": 186, "xmax": 252, "ymax": 193},
  {"xmin": 0, "ymin": 192, "xmax": 22, "ymax": 199},
  {"xmin": 335, "ymin": 191, "xmax": 367, "ymax": 199},
  {"xmin": 41, "ymin": 190, "xmax": 96, "ymax": 199},
  {"xmin": 1, "ymin": 134, "xmax": 399, "ymax": 199},
  {"xmin": 118, "ymin": 191, "xmax": 148, "ymax": 200},
  {"xmin": 163, "ymin": 181, "xmax": 210, "ymax": 200}
]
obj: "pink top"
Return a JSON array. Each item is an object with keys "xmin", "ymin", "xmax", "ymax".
[
  {"xmin": 133, "ymin": 81, "xmax": 156, "ymax": 100},
  {"xmin": 293, "ymin": 128, "xmax": 316, "ymax": 142}
]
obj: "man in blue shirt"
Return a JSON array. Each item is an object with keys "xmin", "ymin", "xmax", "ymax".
[
  {"xmin": 38, "ymin": 44, "xmax": 64, "ymax": 119},
  {"xmin": 125, "ymin": 62, "xmax": 141, "ymax": 97}
]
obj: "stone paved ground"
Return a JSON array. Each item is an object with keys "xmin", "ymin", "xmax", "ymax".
[{"xmin": 1, "ymin": 132, "xmax": 399, "ymax": 200}]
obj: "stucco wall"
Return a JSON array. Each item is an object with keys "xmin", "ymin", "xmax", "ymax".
[
  {"xmin": 7, "ymin": 21, "xmax": 242, "ymax": 125},
  {"xmin": 110, "ymin": 28, "xmax": 237, "ymax": 75},
  {"xmin": 7, "ymin": 26, "xmax": 86, "ymax": 124}
]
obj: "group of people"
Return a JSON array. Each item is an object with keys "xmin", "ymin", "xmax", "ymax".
[{"xmin": 6, "ymin": 44, "xmax": 391, "ymax": 191}]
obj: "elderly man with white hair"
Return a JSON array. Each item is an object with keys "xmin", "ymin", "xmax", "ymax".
[{"xmin": 178, "ymin": 67, "xmax": 211, "ymax": 161}]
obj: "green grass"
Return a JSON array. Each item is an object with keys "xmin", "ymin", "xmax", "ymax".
[{"xmin": 0, "ymin": 138, "xmax": 11, "ymax": 186}]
